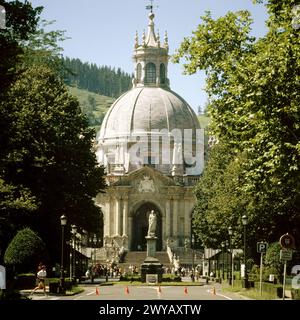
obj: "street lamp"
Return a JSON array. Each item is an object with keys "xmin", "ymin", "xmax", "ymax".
[
  {"xmin": 60, "ymin": 214, "xmax": 67, "ymax": 293},
  {"xmin": 93, "ymin": 234, "xmax": 97, "ymax": 265},
  {"xmin": 71, "ymin": 224, "xmax": 77, "ymax": 281},
  {"xmin": 191, "ymin": 234, "xmax": 195, "ymax": 282},
  {"xmin": 228, "ymin": 226, "xmax": 233, "ymax": 285},
  {"xmin": 242, "ymin": 214, "xmax": 248, "ymax": 288},
  {"xmin": 221, "ymin": 242, "xmax": 225, "ymax": 280}
]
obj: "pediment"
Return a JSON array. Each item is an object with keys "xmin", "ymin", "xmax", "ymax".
[{"xmin": 111, "ymin": 166, "xmax": 177, "ymax": 190}]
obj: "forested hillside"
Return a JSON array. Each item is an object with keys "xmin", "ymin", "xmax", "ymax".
[
  {"xmin": 63, "ymin": 57, "xmax": 133, "ymax": 98},
  {"xmin": 67, "ymin": 86, "xmax": 114, "ymax": 131}
]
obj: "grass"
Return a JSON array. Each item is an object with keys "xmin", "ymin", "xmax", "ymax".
[
  {"xmin": 66, "ymin": 286, "xmax": 85, "ymax": 295},
  {"xmin": 67, "ymin": 86, "xmax": 115, "ymax": 131},
  {"xmin": 222, "ymin": 283, "xmax": 283, "ymax": 300},
  {"xmin": 238, "ymin": 289, "xmax": 278, "ymax": 300},
  {"xmin": 68, "ymin": 86, "xmax": 115, "ymax": 112}
]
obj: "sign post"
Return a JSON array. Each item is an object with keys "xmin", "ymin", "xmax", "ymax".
[
  {"xmin": 257, "ymin": 242, "xmax": 267, "ymax": 296},
  {"xmin": 279, "ymin": 233, "xmax": 295, "ymax": 300}
]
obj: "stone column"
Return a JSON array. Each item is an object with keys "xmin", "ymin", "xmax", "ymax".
[
  {"xmin": 165, "ymin": 198, "xmax": 171, "ymax": 238},
  {"xmin": 162, "ymin": 214, "xmax": 166, "ymax": 248},
  {"xmin": 184, "ymin": 197, "xmax": 191, "ymax": 237},
  {"xmin": 172, "ymin": 197, "xmax": 178, "ymax": 237},
  {"xmin": 105, "ymin": 198, "xmax": 111, "ymax": 237},
  {"xmin": 122, "ymin": 196, "xmax": 128, "ymax": 237},
  {"xmin": 141, "ymin": 62, "xmax": 146, "ymax": 84},
  {"xmin": 115, "ymin": 197, "xmax": 121, "ymax": 236},
  {"xmin": 128, "ymin": 216, "xmax": 133, "ymax": 250}
]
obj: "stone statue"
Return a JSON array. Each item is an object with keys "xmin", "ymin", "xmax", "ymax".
[{"xmin": 147, "ymin": 210, "xmax": 157, "ymax": 237}]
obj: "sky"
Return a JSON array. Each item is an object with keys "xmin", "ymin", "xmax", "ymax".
[{"xmin": 30, "ymin": 0, "xmax": 269, "ymax": 112}]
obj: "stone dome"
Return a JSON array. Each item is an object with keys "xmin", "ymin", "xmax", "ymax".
[
  {"xmin": 99, "ymin": 87, "xmax": 200, "ymax": 140},
  {"xmin": 95, "ymin": 12, "xmax": 204, "ymax": 176}
]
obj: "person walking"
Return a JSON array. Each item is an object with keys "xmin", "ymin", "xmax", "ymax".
[{"xmin": 31, "ymin": 264, "xmax": 47, "ymax": 296}]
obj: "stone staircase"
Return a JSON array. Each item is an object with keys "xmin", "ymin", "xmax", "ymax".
[
  {"xmin": 173, "ymin": 248, "xmax": 203, "ymax": 267},
  {"xmin": 119, "ymin": 251, "xmax": 172, "ymax": 272}
]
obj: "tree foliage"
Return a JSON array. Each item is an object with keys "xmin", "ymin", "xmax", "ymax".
[
  {"xmin": 0, "ymin": 0, "xmax": 42, "ymax": 90},
  {"xmin": 264, "ymin": 242, "xmax": 283, "ymax": 276},
  {"xmin": 1, "ymin": 65, "xmax": 106, "ymax": 261},
  {"xmin": 4, "ymin": 228, "xmax": 47, "ymax": 272},
  {"xmin": 0, "ymin": 1, "xmax": 106, "ymax": 264},
  {"xmin": 63, "ymin": 57, "xmax": 133, "ymax": 98},
  {"xmin": 174, "ymin": 0, "xmax": 300, "ymax": 253}
]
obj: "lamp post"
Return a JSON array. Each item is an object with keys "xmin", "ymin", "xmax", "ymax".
[
  {"xmin": 221, "ymin": 242, "xmax": 225, "ymax": 280},
  {"xmin": 225, "ymin": 240, "xmax": 229, "ymax": 280},
  {"xmin": 191, "ymin": 234, "xmax": 195, "ymax": 282},
  {"xmin": 71, "ymin": 224, "xmax": 77, "ymax": 281},
  {"xmin": 60, "ymin": 214, "xmax": 67, "ymax": 293},
  {"xmin": 242, "ymin": 214, "xmax": 248, "ymax": 288},
  {"xmin": 93, "ymin": 234, "xmax": 97, "ymax": 265},
  {"xmin": 228, "ymin": 226, "xmax": 233, "ymax": 285}
]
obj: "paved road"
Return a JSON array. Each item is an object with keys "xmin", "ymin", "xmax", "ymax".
[{"xmin": 28, "ymin": 283, "xmax": 246, "ymax": 301}]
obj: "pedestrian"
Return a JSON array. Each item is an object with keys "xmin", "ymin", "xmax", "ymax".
[
  {"xmin": 85, "ymin": 268, "xmax": 91, "ymax": 281},
  {"xmin": 31, "ymin": 264, "xmax": 47, "ymax": 296}
]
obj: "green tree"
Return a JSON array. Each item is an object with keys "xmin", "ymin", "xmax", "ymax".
[
  {"xmin": 0, "ymin": 0, "xmax": 42, "ymax": 91},
  {"xmin": 0, "ymin": 0, "xmax": 42, "ymax": 262},
  {"xmin": 20, "ymin": 19, "xmax": 68, "ymax": 76},
  {"xmin": 193, "ymin": 143, "xmax": 252, "ymax": 249},
  {"xmin": 1, "ymin": 65, "xmax": 106, "ymax": 263},
  {"xmin": 62, "ymin": 56, "xmax": 132, "ymax": 97},
  {"xmin": 4, "ymin": 228, "xmax": 47, "ymax": 273},
  {"xmin": 264, "ymin": 242, "xmax": 283, "ymax": 280},
  {"xmin": 174, "ymin": 1, "xmax": 300, "ymax": 250},
  {"xmin": 0, "ymin": 178, "xmax": 37, "ymax": 245}
]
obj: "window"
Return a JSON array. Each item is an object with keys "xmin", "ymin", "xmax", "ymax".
[
  {"xmin": 145, "ymin": 62, "xmax": 156, "ymax": 84},
  {"xmin": 160, "ymin": 63, "xmax": 165, "ymax": 84},
  {"xmin": 136, "ymin": 63, "xmax": 142, "ymax": 83}
]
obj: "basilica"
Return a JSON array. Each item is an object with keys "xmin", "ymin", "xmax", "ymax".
[{"xmin": 94, "ymin": 11, "xmax": 204, "ymax": 256}]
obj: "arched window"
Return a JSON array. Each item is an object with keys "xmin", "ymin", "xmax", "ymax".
[
  {"xmin": 160, "ymin": 63, "xmax": 166, "ymax": 84},
  {"xmin": 136, "ymin": 63, "xmax": 142, "ymax": 83},
  {"xmin": 145, "ymin": 63, "xmax": 156, "ymax": 84}
]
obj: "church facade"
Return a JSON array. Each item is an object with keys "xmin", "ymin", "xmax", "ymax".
[{"xmin": 94, "ymin": 12, "xmax": 204, "ymax": 253}]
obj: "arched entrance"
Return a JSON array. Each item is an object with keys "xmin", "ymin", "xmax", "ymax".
[{"xmin": 131, "ymin": 202, "xmax": 162, "ymax": 251}]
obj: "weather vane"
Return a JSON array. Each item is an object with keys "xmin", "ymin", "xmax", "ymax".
[{"xmin": 146, "ymin": 0, "xmax": 157, "ymax": 13}]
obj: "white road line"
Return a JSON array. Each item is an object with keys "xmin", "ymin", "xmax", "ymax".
[
  {"xmin": 216, "ymin": 292, "xmax": 233, "ymax": 300},
  {"xmin": 49, "ymin": 297, "xmax": 60, "ymax": 300},
  {"xmin": 86, "ymin": 291, "xmax": 95, "ymax": 296},
  {"xmin": 206, "ymin": 289, "xmax": 233, "ymax": 300}
]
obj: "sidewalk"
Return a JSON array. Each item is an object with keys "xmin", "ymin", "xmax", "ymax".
[{"xmin": 20, "ymin": 286, "xmax": 81, "ymax": 298}]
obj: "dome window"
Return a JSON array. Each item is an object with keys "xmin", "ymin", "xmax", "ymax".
[
  {"xmin": 145, "ymin": 62, "xmax": 156, "ymax": 84},
  {"xmin": 160, "ymin": 63, "xmax": 165, "ymax": 84}
]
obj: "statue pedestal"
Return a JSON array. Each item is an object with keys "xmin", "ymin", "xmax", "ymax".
[
  {"xmin": 141, "ymin": 236, "xmax": 163, "ymax": 283},
  {"xmin": 146, "ymin": 236, "xmax": 157, "ymax": 258}
]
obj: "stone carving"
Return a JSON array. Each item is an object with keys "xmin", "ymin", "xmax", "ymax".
[
  {"xmin": 172, "ymin": 142, "xmax": 183, "ymax": 164},
  {"xmin": 147, "ymin": 210, "xmax": 157, "ymax": 237},
  {"xmin": 138, "ymin": 176, "xmax": 155, "ymax": 193}
]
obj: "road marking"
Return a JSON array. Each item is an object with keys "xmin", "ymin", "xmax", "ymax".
[
  {"xmin": 205, "ymin": 289, "xmax": 233, "ymax": 300},
  {"xmin": 86, "ymin": 291, "xmax": 95, "ymax": 296},
  {"xmin": 215, "ymin": 292, "xmax": 233, "ymax": 300},
  {"xmin": 49, "ymin": 297, "xmax": 60, "ymax": 300}
]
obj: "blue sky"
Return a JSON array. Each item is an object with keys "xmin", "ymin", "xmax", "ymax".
[{"xmin": 30, "ymin": 0, "xmax": 269, "ymax": 112}]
